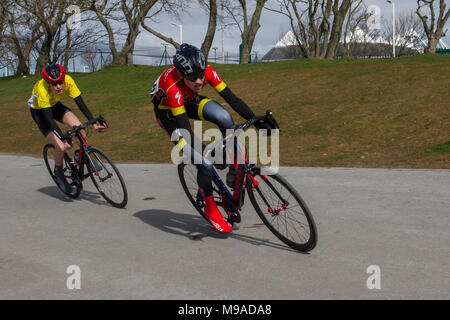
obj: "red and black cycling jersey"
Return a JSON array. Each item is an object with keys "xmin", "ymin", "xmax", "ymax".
[
  {"xmin": 150, "ymin": 64, "xmax": 255, "ymax": 151},
  {"xmin": 150, "ymin": 65, "xmax": 228, "ymax": 116}
]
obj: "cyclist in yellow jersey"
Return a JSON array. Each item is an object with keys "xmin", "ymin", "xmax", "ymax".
[{"xmin": 28, "ymin": 64, "xmax": 107, "ymax": 193}]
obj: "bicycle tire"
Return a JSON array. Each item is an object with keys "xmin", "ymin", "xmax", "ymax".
[
  {"xmin": 178, "ymin": 162, "xmax": 225, "ymax": 224},
  {"xmin": 43, "ymin": 144, "xmax": 82, "ymax": 198},
  {"xmin": 86, "ymin": 147, "xmax": 128, "ymax": 208},
  {"xmin": 246, "ymin": 172, "xmax": 317, "ymax": 252}
]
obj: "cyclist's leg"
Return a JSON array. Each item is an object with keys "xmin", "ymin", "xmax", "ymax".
[
  {"xmin": 154, "ymin": 106, "xmax": 214, "ymax": 196},
  {"xmin": 178, "ymin": 138, "xmax": 214, "ymax": 196},
  {"xmin": 155, "ymin": 105, "xmax": 231, "ymax": 231},
  {"xmin": 31, "ymin": 105, "xmax": 73, "ymax": 193},
  {"xmin": 45, "ymin": 132, "xmax": 68, "ymax": 166},
  {"xmin": 30, "ymin": 106, "xmax": 66, "ymax": 166},
  {"xmin": 197, "ymin": 98, "xmax": 234, "ymax": 136},
  {"xmin": 56, "ymin": 103, "xmax": 85, "ymax": 137},
  {"xmin": 196, "ymin": 98, "xmax": 247, "ymax": 167}
]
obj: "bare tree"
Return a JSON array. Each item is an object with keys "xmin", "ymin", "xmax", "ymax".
[
  {"xmin": 224, "ymin": 0, "xmax": 268, "ymax": 64},
  {"xmin": 325, "ymin": 0, "xmax": 352, "ymax": 59},
  {"xmin": 382, "ymin": 9, "xmax": 425, "ymax": 57},
  {"xmin": 199, "ymin": 0, "xmax": 217, "ymax": 56},
  {"xmin": 0, "ymin": 0, "xmax": 44, "ymax": 75},
  {"xmin": 343, "ymin": 0, "xmax": 364, "ymax": 57},
  {"xmin": 343, "ymin": 3, "xmax": 386, "ymax": 58},
  {"xmin": 140, "ymin": 0, "xmax": 189, "ymax": 50},
  {"xmin": 15, "ymin": 0, "xmax": 77, "ymax": 73},
  {"xmin": 268, "ymin": 0, "xmax": 356, "ymax": 59},
  {"xmin": 88, "ymin": 0, "xmax": 164, "ymax": 66},
  {"xmin": 0, "ymin": 5, "xmax": 5, "ymax": 43},
  {"xmin": 80, "ymin": 44, "xmax": 101, "ymax": 72},
  {"xmin": 416, "ymin": 0, "xmax": 450, "ymax": 53}
]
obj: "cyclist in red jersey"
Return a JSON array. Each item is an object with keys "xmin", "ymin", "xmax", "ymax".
[{"xmin": 150, "ymin": 43, "xmax": 270, "ymax": 233}]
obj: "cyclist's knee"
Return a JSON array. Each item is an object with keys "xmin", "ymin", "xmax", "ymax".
[
  {"xmin": 197, "ymin": 161, "xmax": 213, "ymax": 174},
  {"xmin": 203, "ymin": 100, "xmax": 234, "ymax": 130},
  {"xmin": 218, "ymin": 111, "xmax": 234, "ymax": 130},
  {"xmin": 54, "ymin": 142, "xmax": 66, "ymax": 153}
]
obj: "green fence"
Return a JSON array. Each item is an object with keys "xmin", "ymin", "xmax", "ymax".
[{"xmin": 436, "ymin": 48, "xmax": 450, "ymax": 55}]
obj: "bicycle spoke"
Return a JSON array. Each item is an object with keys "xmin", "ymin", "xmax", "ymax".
[
  {"xmin": 247, "ymin": 173, "xmax": 317, "ymax": 252},
  {"xmin": 88, "ymin": 148, "xmax": 127, "ymax": 208}
]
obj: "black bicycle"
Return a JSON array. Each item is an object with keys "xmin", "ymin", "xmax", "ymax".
[
  {"xmin": 178, "ymin": 111, "xmax": 317, "ymax": 252},
  {"xmin": 43, "ymin": 115, "xmax": 128, "ymax": 208}
]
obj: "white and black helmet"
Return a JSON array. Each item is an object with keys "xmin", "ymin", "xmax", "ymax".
[{"xmin": 173, "ymin": 43, "xmax": 207, "ymax": 81}]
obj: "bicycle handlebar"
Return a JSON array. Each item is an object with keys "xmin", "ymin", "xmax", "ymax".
[
  {"xmin": 63, "ymin": 115, "xmax": 106, "ymax": 141},
  {"xmin": 205, "ymin": 110, "xmax": 281, "ymax": 152},
  {"xmin": 236, "ymin": 110, "xmax": 281, "ymax": 132}
]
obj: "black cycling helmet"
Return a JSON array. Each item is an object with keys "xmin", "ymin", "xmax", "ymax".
[
  {"xmin": 173, "ymin": 43, "xmax": 207, "ymax": 81},
  {"xmin": 42, "ymin": 63, "xmax": 66, "ymax": 86}
]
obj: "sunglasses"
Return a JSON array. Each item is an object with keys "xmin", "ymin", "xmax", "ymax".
[
  {"xmin": 185, "ymin": 73, "xmax": 205, "ymax": 82},
  {"xmin": 52, "ymin": 81, "xmax": 65, "ymax": 86},
  {"xmin": 47, "ymin": 80, "xmax": 64, "ymax": 87}
]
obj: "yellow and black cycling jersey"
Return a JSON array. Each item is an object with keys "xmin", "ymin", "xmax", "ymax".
[{"xmin": 28, "ymin": 75, "xmax": 81, "ymax": 109}]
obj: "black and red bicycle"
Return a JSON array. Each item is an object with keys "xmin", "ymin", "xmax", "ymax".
[
  {"xmin": 43, "ymin": 115, "xmax": 128, "ymax": 208},
  {"xmin": 178, "ymin": 111, "xmax": 317, "ymax": 252}
]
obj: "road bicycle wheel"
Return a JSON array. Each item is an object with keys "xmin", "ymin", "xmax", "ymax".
[
  {"xmin": 85, "ymin": 147, "xmax": 128, "ymax": 208},
  {"xmin": 43, "ymin": 144, "xmax": 82, "ymax": 198},
  {"xmin": 178, "ymin": 162, "xmax": 226, "ymax": 223},
  {"xmin": 246, "ymin": 172, "xmax": 317, "ymax": 252}
]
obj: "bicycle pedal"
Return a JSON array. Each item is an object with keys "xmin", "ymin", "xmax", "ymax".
[{"xmin": 226, "ymin": 210, "xmax": 241, "ymax": 224}]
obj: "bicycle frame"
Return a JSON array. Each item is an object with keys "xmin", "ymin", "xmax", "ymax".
[
  {"xmin": 205, "ymin": 139, "xmax": 254, "ymax": 214},
  {"xmin": 207, "ymin": 117, "xmax": 289, "ymax": 217},
  {"xmin": 64, "ymin": 124, "xmax": 105, "ymax": 184}
]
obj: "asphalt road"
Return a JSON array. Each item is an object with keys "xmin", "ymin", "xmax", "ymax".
[{"xmin": 0, "ymin": 154, "xmax": 449, "ymax": 299}]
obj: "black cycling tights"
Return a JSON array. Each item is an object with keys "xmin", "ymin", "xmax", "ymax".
[
  {"xmin": 185, "ymin": 99, "xmax": 236, "ymax": 197},
  {"xmin": 155, "ymin": 99, "xmax": 237, "ymax": 197}
]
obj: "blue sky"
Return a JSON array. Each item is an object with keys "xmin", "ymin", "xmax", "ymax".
[{"xmin": 135, "ymin": 0, "xmax": 450, "ymax": 56}]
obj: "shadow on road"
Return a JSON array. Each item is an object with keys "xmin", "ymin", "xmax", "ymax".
[
  {"xmin": 37, "ymin": 185, "xmax": 107, "ymax": 206},
  {"xmin": 134, "ymin": 209, "xmax": 298, "ymax": 253},
  {"xmin": 37, "ymin": 186, "xmax": 74, "ymax": 203}
]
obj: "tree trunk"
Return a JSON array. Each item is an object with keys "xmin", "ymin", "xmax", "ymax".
[
  {"xmin": 239, "ymin": 0, "xmax": 267, "ymax": 64},
  {"xmin": 35, "ymin": 37, "xmax": 52, "ymax": 74},
  {"xmin": 319, "ymin": 0, "xmax": 333, "ymax": 58},
  {"xmin": 325, "ymin": 0, "xmax": 352, "ymax": 59},
  {"xmin": 417, "ymin": 0, "xmax": 450, "ymax": 54},
  {"xmin": 201, "ymin": 0, "xmax": 217, "ymax": 57},
  {"xmin": 426, "ymin": 35, "xmax": 439, "ymax": 53}
]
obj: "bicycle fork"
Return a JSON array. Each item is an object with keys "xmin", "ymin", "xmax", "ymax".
[{"xmin": 249, "ymin": 173, "xmax": 290, "ymax": 216}]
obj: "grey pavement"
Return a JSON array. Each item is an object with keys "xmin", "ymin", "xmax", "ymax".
[{"xmin": 0, "ymin": 154, "xmax": 449, "ymax": 299}]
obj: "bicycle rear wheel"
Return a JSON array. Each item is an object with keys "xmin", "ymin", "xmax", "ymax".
[
  {"xmin": 86, "ymin": 147, "xmax": 128, "ymax": 208},
  {"xmin": 246, "ymin": 173, "xmax": 317, "ymax": 252},
  {"xmin": 43, "ymin": 144, "xmax": 82, "ymax": 198}
]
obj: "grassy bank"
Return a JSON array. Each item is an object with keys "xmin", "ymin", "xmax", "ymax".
[{"xmin": 1, "ymin": 54, "xmax": 449, "ymax": 168}]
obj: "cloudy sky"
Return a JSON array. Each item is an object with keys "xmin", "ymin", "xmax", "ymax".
[{"xmin": 135, "ymin": 0, "xmax": 450, "ymax": 57}]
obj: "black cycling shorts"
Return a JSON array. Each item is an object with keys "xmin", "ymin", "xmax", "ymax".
[{"xmin": 30, "ymin": 102, "xmax": 72, "ymax": 137}]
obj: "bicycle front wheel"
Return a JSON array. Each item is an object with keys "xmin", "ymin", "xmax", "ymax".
[
  {"xmin": 246, "ymin": 173, "xmax": 317, "ymax": 252},
  {"xmin": 85, "ymin": 147, "xmax": 128, "ymax": 208}
]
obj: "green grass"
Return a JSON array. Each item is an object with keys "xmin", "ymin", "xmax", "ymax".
[
  {"xmin": 1, "ymin": 54, "xmax": 450, "ymax": 168},
  {"xmin": 429, "ymin": 141, "xmax": 450, "ymax": 154}
]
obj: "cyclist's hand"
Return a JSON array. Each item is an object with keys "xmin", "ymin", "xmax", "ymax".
[
  {"xmin": 93, "ymin": 123, "xmax": 107, "ymax": 133},
  {"xmin": 254, "ymin": 121, "xmax": 273, "ymax": 136},
  {"xmin": 63, "ymin": 141, "xmax": 72, "ymax": 151}
]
